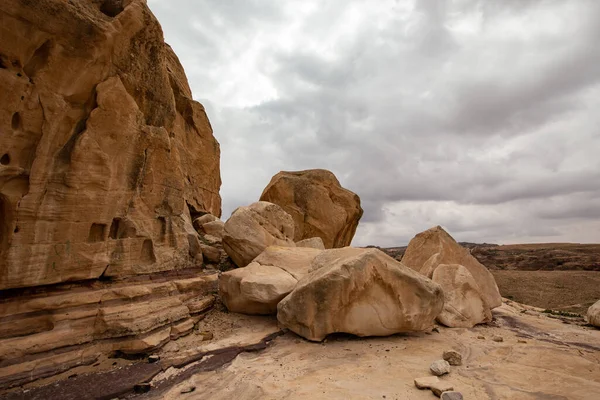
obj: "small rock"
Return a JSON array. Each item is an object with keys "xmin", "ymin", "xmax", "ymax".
[
  {"xmin": 518, "ymin": 340, "xmax": 527, "ymax": 344},
  {"xmin": 492, "ymin": 335, "xmax": 504, "ymax": 342},
  {"xmin": 148, "ymin": 355, "xmax": 160, "ymax": 363},
  {"xmin": 414, "ymin": 376, "xmax": 441, "ymax": 389},
  {"xmin": 430, "ymin": 359, "xmax": 451, "ymax": 376},
  {"xmin": 443, "ymin": 350, "xmax": 462, "ymax": 366},
  {"xmin": 477, "ymin": 335, "xmax": 485, "ymax": 340},
  {"xmin": 441, "ymin": 391, "xmax": 464, "ymax": 400},
  {"xmin": 134, "ymin": 383, "xmax": 151, "ymax": 394},
  {"xmin": 431, "ymin": 382, "xmax": 455, "ymax": 397},
  {"xmin": 195, "ymin": 331, "xmax": 213, "ymax": 341},
  {"xmin": 181, "ymin": 386, "xmax": 196, "ymax": 394},
  {"xmin": 432, "ymin": 327, "xmax": 440, "ymax": 333}
]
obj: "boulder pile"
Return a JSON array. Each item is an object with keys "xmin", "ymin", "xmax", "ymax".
[{"xmin": 219, "ymin": 174, "xmax": 502, "ymax": 342}]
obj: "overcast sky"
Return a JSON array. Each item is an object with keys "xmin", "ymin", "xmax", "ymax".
[{"xmin": 148, "ymin": 0, "xmax": 600, "ymax": 247}]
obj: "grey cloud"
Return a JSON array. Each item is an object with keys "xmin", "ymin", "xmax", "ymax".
[{"xmin": 149, "ymin": 0, "xmax": 600, "ymax": 246}]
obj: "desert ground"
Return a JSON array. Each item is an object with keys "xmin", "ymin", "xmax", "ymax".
[{"xmin": 5, "ymin": 300, "xmax": 599, "ymax": 400}]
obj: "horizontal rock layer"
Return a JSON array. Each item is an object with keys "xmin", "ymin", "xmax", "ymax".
[{"xmin": 0, "ymin": 269, "xmax": 217, "ymax": 389}]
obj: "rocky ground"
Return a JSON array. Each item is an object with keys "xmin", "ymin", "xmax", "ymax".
[{"xmin": 4, "ymin": 300, "xmax": 598, "ymax": 400}]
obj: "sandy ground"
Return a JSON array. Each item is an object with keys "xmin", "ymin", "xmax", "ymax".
[{"xmin": 150, "ymin": 301, "xmax": 600, "ymax": 400}]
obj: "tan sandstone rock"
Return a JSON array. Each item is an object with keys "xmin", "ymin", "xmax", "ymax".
[
  {"xmin": 0, "ymin": 0, "xmax": 221, "ymax": 290},
  {"xmin": 432, "ymin": 264, "xmax": 492, "ymax": 327},
  {"xmin": 202, "ymin": 220, "xmax": 225, "ymax": 238},
  {"xmin": 402, "ymin": 226, "xmax": 502, "ymax": 310},
  {"xmin": 296, "ymin": 237, "xmax": 326, "ymax": 250},
  {"xmin": 260, "ymin": 169, "xmax": 363, "ymax": 249},
  {"xmin": 587, "ymin": 300, "xmax": 600, "ymax": 327},
  {"xmin": 222, "ymin": 201, "xmax": 296, "ymax": 267},
  {"xmin": 277, "ymin": 248, "xmax": 444, "ymax": 341},
  {"xmin": 220, "ymin": 246, "xmax": 323, "ymax": 314}
]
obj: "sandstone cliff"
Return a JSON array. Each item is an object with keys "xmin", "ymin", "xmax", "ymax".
[{"xmin": 0, "ymin": 0, "xmax": 221, "ymax": 290}]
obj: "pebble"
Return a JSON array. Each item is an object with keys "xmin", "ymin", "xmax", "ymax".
[
  {"xmin": 181, "ymin": 386, "xmax": 196, "ymax": 394},
  {"xmin": 430, "ymin": 359, "xmax": 451, "ymax": 376},
  {"xmin": 443, "ymin": 350, "xmax": 462, "ymax": 366},
  {"xmin": 477, "ymin": 335, "xmax": 485, "ymax": 340},
  {"xmin": 492, "ymin": 335, "xmax": 504, "ymax": 342},
  {"xmin": 441, "ymin": 391, "xmax": 464, "ymax": 400},
  {"xmin": 148, "ymin": 355, "xmax": 160, "ymax": 363}
]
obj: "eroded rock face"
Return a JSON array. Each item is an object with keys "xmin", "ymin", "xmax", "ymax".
[
  {"xmin": 0, "ymin": 0, "xmax": 221, "ymax": 290},
  {"xmin": 432, "ymin": 264, "xmax": 492, "ymax": 328},
  {"xmin": 219, "ymin": 246, "xmax": 323, "ymax": 314},
  {"xmin": 588, "ymin": 300, "xmax": 600, "ymax": 327},
  {"xmin": 277, "ymin": 248, "xmax": 444, "ymax": 341},
  {"xmin": 222, "ymin": 201, "xmax": 296, "ymax": 267},
  {"xmin": 402, "ymin": 226, "xmax": 502, "ymax": 310},
  {"xmin": 260, "ymin": 169, "xmax": 363, "ymax": 249}
]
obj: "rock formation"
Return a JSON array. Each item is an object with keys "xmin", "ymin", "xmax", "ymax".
[
  {"xmin": 296, "ymin": 237, "xmax": 326, "ymax": 250},
  {"xmin": 277, "ymin": 248, "xmax": 444, "ymax": 341},
  {"xmin": 220, "ymin": 246, "xmax": 322, "ymax": 314},
  {"xmin": 0, "ymin": 0, "xmax": 221, "ymax": 290},
  {"xmin": 222, "ymin": 201, "xmax": 296, "ymax": 267},
  {"xmin": 588, "ymin": 300, "xmax": 600, "ymax": 327},
  {"xmin": 260, "ymin": 169, "xmax": 363, "ymax": 249},
  {"xmin": 402, "ymin": 226, "xmax": 502, "ymax": 327},
  {"xmin": 0, "ymin": 0, "xmax": 220, "ymax": 389},
  {"xmin": 432, "ymin": 264, "xmax": 492, "ymax": 327}
]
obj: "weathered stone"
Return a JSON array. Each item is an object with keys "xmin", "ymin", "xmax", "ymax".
[
  {"xmin": 587, "ymin": 300, "xmax": 600, "ymax": 327},
  {"xmin": 252, "ymin": 246, "xmax": 323, "ymax": 280},
  {"xmin": 222, "ymin": 201, "xmax": 296, "ymax": 267},
  {"xmin": 432, "ymin": 264, "xmax": 492, "ymax": 328},
  {"xmin": 441, "ymin": 392, "xmax": 464, "ymax": 400},
  {"xmin": 430, "ymin": 359, "xmax": 451, "ymax": 376},
  {"xmin": 414, "ymin": 376, "xmax": 441, "ymax": 390},
  {"xmin": 202, "ymin": 220, "xmax": 225, "ymax": 238},
  {"xmin": 170, "ymin": 319, "xmax": 195, "ymax": 340},
  {"xmin": 431, "ymin": 382, "xmax": 455, "ymax": 397},
  {"xmin": 199, "ymin": 243, "xmax": 222, "ymax": 264},
  {"xmin": 296, "ymin": 237, "xmax": 326, "ymax": 250},
  {"xmin": 114, "ymin": 327, "xmax": 171, "ymax": 355},
  {"xmin": 492, "ymin": 335, "xmax": 504, "ymax": 342},
  {"xmin": 402, "ymin": 226, "xmax": 502, "ymax": 310},
  {"xmin": 220, "ymin": 263, "xmax": 297, "ymax": 315},
  {"xmin": 277, "ymin": 248, "xmax": 444, "ymax": 341},
  {"xmin": 260, "ymin": 169, "xmax": 363, "ymax": 248},
  {"xmin": 0, "ymin": 0, "xmax": 221, "ymax": 291},
  {"xmin": 193, "ymin": 214, "xmax": 218, "ymax": 231},
  {"xmin": 443, "ymin": 350, "xmax": 463, "ymax": 366},
  {"xmin": 185, "ymin": 295, "xmax": 216, "ymax": 315}
]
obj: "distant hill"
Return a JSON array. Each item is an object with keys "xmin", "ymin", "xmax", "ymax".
[{"xmin": 378, "ymin": 243, "xmax": 600, "ymax": 271}]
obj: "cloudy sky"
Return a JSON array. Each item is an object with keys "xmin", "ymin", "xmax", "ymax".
[{"xmin": 147, "ymin": 0, "xmax": 600, "ymax": 247}]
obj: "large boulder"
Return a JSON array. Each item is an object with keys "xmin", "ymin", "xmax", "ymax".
[
  {"xmin": 432, "ymin": 264, "xmax": 492, "ymax": 327},
  {"xmin": 588, "ymin": 300, "xmax": 600, "ymax": 327},
  {"xmin": 219, "ymin": 246, "xmax": 323, "ymax": 314},
  {"xmin": 222, "ymin": 202, "xmax": 296, "ymax": 267},
  {"xmin": 259, "ymin": 169, "xmax": 363, "ymax": 249},
  {"xmin": 402, "ymin": 226, "xmax": 502, "ymax": 310},
  {"xmin": 277, "ymin": 248, "xmax": 444, "ymax": 341}
]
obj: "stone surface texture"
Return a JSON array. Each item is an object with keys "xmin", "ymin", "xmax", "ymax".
[
  {"xmin": 260, "ymin": 169, "xmax": 363, "ymax": 249},
  {"xmin": 587, "ymin": 300, "xmax": 600, "ymax": 327},
  {"xmin": 277, "ymin": 247, "xmax": 444, "ymax": 341},
  {"xmin": 402, "ymin": 226, "xmax": 502, "ymax": 327},
  {"xmin": 219, "ymin": 246, "xmax": 323, "ymax": 314},
  {"xmin": 222, "ymin": 201, "xmax": 296, "ymax": 267},
  {"xmin": 0, "ymin": 0, "xmax": 221, "ymax": 390},
  {"xmin": 0, "ymin": 0, "xmax": 221, "ymax": 290}
]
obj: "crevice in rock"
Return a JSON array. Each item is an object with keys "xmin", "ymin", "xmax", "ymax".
[
  {"xmin": 11, "ymin": 112, "xmax": 22, "ymax": 131},
  {"xmin": 23, "ymin": 39, "xmax": 52, "ymax": 80},
  {"xmin": 109, "ymin": 218, "xmax": 121, "ymax": 239},
  {"xmin": 57, "ymin": 87, "xmax": 98, "ymax": 164},
  {"xmin": 0, "ymin": 154, "xmax": 10, "ymax": 165},
  {"xmin": 99, "ymin": 0, "xmax": 124, "ymax": 18},
  {"xmin": 128, "ymin": 149, "xmax": 149, "ymax": 191},
  {"xmin": 141, "ymin": 239, "xmax": 156, "ymax": 263},
  {"xmin": 88, "ymin": 223, "xmax": 107, "ymax": 243}
]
